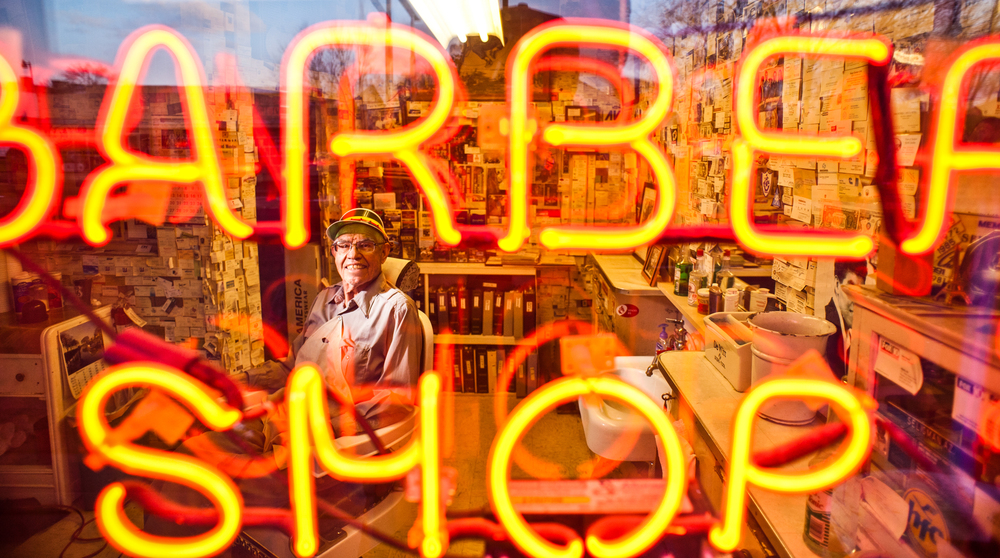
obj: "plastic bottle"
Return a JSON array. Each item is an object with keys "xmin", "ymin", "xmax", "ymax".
[
  {"xmin": 717, "ymin": 250, "xmax": 736, "ymax": 289},
  {"xmin": 656, "ymin": 324, "xmax": 670, "ymax": 354},
  {"xmin": 750, "ymin": 288, "xmax": 770, "ymax": 312},
  {"xmin": 688, "ymin": 271, "xmax": 706, "ymax": 306},
  {"xmin": 708, "ymin": 282, "xmax": 722, "ymax": 314},
  {"xmin": 741, "ymin": 285, "xmax": 757, "ymax": 311},
  {"xmin": 695, "ymin": 248, "xmax": 713, "ymax": 285},
  {"xmin": 724, "ymin": 288, "xmax": 740, "ymax": 312}
]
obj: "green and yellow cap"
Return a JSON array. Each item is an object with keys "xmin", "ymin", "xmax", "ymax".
[{"xmin": 326, "ymin": 207, "xmax": 389, "ymax": 242}]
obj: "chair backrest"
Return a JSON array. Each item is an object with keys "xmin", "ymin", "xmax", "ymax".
[{"xmin": 417, "ymin": 309, "xmax": 434, "ymax": 373}]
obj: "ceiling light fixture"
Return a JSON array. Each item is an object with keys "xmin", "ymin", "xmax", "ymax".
[{"xmin": 407, "ymin": 0, "xmax": 504, "ymax": 47}]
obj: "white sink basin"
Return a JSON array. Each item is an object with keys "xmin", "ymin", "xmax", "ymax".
[{"xmin": 578, "ymin": 356, "xmax": 673, "ymax": 461}]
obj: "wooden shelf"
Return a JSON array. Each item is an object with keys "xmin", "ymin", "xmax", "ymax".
[
  {"xmin": 433, "ymin": 334, "xmax": 536, "ymax": 346},
  {"xmin": 417, "ymin": 262, "xmax": 535, "ymax": 276}
]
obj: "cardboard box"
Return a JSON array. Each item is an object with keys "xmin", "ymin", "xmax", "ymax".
[{"xmin": 878, "ymin": 236, "xmax": 933, "ymax": 296}]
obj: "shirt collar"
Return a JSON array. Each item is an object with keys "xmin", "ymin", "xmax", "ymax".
[{"xmin": 331, "ymin": 272, "xmax": 387, "ymax": 318}]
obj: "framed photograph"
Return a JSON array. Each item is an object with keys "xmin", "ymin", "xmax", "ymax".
[
  {"xmin": 642, "ymin": 244, "xmax": 666, "ymax": 286},
  {"xmin": 638, "ymin": 182, "xmax": 657, "ymax": 224}
]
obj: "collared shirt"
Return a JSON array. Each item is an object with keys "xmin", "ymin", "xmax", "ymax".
[{"xmin": 248, "ymin": 272, "xmax": 422, "ymax": 417}]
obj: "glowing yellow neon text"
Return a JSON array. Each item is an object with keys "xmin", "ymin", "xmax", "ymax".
[
  {"xmin": 282, "ymin": 22, "xmax": 460, "ymax": 248},
  {"xmin": 731, "ymin": 34, "xmax": 890, "ymax": 257},
  {"xmin": 77, "ymin": 363, "xmax": 243, "ymax": 558},
  {"xmin": 910, "ymin": 40, "xmax": 1000, "ymax": 254},
  {"xmin": 488, "ymin": 375, "xmax": 687, "ymax": 558},
  {"xmin": 708, "ymin": 378, "xmax": 872, "ymax": 551},
  {"xmin": 285, "ymin": 364, "xmax": 445, "ymax": 557},
  {"xmin": 79, "ymin": 26, "xmax": 251, "ymax": 246},
  {"xmin": 0, "ymin": 52, "xmax": 60, "ymax": 246},
  {"xmin": 501, "ymin": 20, "xmax": 676, "ymax": 252}
]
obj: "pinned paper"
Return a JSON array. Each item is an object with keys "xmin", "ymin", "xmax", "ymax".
[
  {"xmin": 895, "ymin": 134, "xmax": 921, "ymax": 166},
  {"xmin": 790, "ymin": 196, "xmax": 812, "ymax": 223}
]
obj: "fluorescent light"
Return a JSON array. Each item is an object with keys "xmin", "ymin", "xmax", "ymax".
[{"xmin": 407, "ymin": 0, "xmax": 504, "ymax": 47}]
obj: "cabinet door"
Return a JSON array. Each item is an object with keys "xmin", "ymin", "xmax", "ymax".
[
  {"xmin": 691, "ymin": 420, "xmax": 777, "ymax": 558},
  {"xmin": 0, "ymin": 355, "xmax": 44, "ymax": 396}
]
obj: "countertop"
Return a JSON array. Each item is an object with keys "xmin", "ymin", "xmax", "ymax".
[
  {"xmin": 590, "ymin": 254, "xmax": 665, "ymax": 296},
  {"xmin": 658, "ymin": 351, "xmax": 822, "ymax": 558},
  {"xmin": 0, "ymin": 306, "xmax": 91, "ymax": 354}
]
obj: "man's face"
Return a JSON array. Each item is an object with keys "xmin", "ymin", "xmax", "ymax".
[
  {"xmin": 834, "ymin": 270, "xmax": 863, "ymax": 329},
  {"xmin": 333, "ymin": 232, "xmax": 388, "ymax": 288}
]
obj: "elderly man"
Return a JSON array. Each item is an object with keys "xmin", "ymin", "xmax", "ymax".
[
  {"xmin": 246, "ymin": 207, "xmax": 422, "ymax": 426},
  {"xmin": 148, "ymin": 209, "xmax": 422, "ymax": 542}
]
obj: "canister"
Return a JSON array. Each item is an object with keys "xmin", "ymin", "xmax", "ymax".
[
  {"xmin": 11, "ymin": 272, "xmax": 39, "ymax": 313},
  {"xmin": 750, "ymin": 287, "xmax": 770, "ymax": 312},
  {"xmin": 697, "ymin": 288, "xmax": 710, "ymax": 314},
  {"xmin": 724, "ymin": 288, "xmax": 740, "ymax": 312},
  {"xmin": 687, "ymin": 271, "xmax": 707, "ymax": 306}
]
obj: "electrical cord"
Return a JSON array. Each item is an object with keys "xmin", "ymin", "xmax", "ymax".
[{"xmin": 18, "ymin": 504, "xmax": 109, "ymax": 558}]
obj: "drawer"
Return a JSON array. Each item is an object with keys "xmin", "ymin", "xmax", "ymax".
[{"xmin": 0, "ymin": 355, "xmax": 44, "ymax": 395}]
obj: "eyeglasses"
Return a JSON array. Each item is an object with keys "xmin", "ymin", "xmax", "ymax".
[{"xmin": 333, "ymin": 240, "xmax": 384, "ymax": 254}]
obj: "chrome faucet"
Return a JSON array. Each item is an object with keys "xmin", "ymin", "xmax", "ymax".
[
  {"xmin": 647, "ymin": 319, "xmax": 685, "ymax": 378},
  {"xmin": 645, "ymin": 353, "xmax": 664, "ymax": 377}
]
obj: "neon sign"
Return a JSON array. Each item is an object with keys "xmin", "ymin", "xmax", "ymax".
[
  {"xmin": 0, "ymin": 18, "xmax": 978, "ymax": 256},
  {"xmin": 502, "ymin": 20, "xmax": 676, "ymax": 253},
  {"xmin": 18, "ymin": 13, "xmax": 975, "ymax": 557},
  {"xmin": 79, "ymin": 350, "xmax": 873, "ymax": 558},
  {"xmin": 730, "ymin": 31, "xmax": 891, "ymax": 258}
]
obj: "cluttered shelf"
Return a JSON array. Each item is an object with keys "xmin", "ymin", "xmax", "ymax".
[
  {"xmin": 417, "ymin": 262, "xmax": 536, "ymax": 276},
  {"xmin": 655, "ymin": 282, "xmax": 711, "ymax": 335},
  {"xmin": 657, "ymin": 351, "xmax": 822, "ymax": 558},
  {"xmin": 417, "ymin": 255, "xmax": 578, "ymax": 276},
  {"xmin": 433, "ymin": 334, "xmax": 536, "ymax": 346},
  {"xmin": 654, "ymin": 279, "xmax": 749, "ymax": 337}
]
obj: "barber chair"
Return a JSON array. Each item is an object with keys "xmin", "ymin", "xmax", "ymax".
[{"xmin": 237, "ymin": 259, "xmax": 433, "ymax": 558}]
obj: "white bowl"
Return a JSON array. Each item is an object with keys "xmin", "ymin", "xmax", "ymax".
[{"xmin": 747, "ymin": 311, "xmax": 836, "ymax": 361}]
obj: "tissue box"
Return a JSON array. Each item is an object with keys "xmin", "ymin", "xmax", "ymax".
[{"xmin": 704, "ymin": 312, "xmax": 754, "ymax": 392}]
